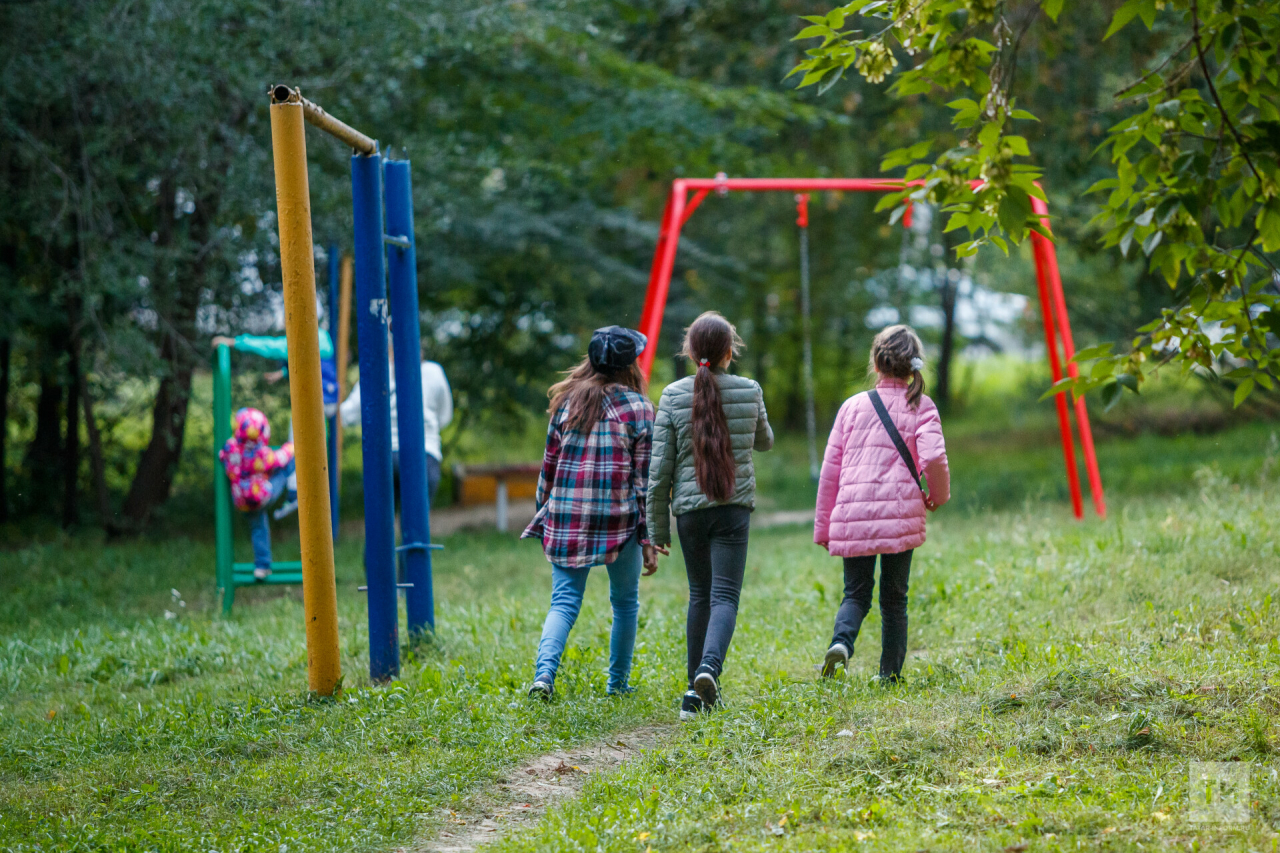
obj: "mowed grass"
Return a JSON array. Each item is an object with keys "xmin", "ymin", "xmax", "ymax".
[{"xmin": 1, "ymin": 434, "xmax": 1279, "ymax": 850}]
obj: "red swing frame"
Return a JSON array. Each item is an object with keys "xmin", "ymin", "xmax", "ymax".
[{"xmin": 635, "ymin": 176, "xmax": 1106, "ymax": 520}]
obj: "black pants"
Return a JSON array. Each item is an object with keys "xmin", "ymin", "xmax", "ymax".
[
  {"xmin": 677, "ymin": 505, "xmax": 752, "ymax": 686},
  {"xmin": 830, "ymin": 550, "xmax": 913, "ymax": 680}
]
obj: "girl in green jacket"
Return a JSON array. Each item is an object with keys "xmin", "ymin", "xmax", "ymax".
[{"xmin": 647, "ymin": 311, "xmax": 773, "ymax": 719}]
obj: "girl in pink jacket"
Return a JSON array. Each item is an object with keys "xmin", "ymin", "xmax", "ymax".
[{"xmin": 813, "ymin": 325, "xmax": 950, "ymax": 682}]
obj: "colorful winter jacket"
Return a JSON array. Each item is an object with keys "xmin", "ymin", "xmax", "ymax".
[{"xmin": 218, "ymin": 408, "xmax": 294, "ymax": 512}]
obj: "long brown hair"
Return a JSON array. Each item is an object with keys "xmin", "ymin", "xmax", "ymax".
[
  {"xmin": 869, "ymin": 324, "xmax": 925, "ymax": 408},
  {"xmin": 682, "ymin": 311, "xmax": 744, "ymax": 502},
  {"xmin": 548, "ymin": 356, "xmax": 646, "ymax": 433}
]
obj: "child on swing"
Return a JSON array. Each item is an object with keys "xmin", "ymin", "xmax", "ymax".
[
  {"xmin": 813, "ymin": 325, "xmax": 950, "ymax": 682},
  {"xmin": 219, "ymin": 408, "xmax": 296, "ymax": 579}
]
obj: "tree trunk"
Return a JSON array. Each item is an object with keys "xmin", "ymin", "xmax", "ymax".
[
  {"xmin": 0, "ymin": 337, "xmax": 8, "ymax": 524},
  {"xmin": 121, "ymin": 330, "xmax": 196, "ymax": 529},
  {"xmin": 81, "ymin": 371, "xmax": 113, "ymax": 532},
  {"xmin": 63, "ymin": 339, "xmax": 81, "ymax": 528},
  {"xmin": 25, "ymin": 366, "xmax": 64, "ymax": 511},
  {"xmin": 121, "ymin": 175, "xmax": 207, "ymax": 530},
  {"xmin": 936, "ymin": 271, "xmax": 958, "ymax": 410}
]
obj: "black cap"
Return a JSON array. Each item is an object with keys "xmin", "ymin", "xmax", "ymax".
[{"xmin": 588, "ymin": 325, "xmax": 647, "ymax": 372}]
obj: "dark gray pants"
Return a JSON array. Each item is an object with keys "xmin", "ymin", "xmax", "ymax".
[
  {"xmin": 677, "ymin": 505, "xmax": 752, "ymax": 687},
  {"xmin": 830, "ymin": 550, "xmax": 913, "ymax": 680}
]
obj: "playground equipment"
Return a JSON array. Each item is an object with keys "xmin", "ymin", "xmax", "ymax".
[
  {"xmin": 636, "ymin": 175, "xmax": 1106, "ymax": 521},
  {"xmin": 214, "ymin": 250, "xmax": 345, "ymax": 610},
  {"xmin": 264, "ymin": 85, "xmax": 439, "ymax": 684}
]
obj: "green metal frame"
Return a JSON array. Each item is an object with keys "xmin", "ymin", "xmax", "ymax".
[{"xmin": 214, "ymin": 343, "xmax": 305, "ymax": 614}]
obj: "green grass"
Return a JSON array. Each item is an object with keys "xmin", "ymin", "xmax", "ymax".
[{"xmin": 3, "ymin": 431, "xmax": 1280, "ymax": 850}]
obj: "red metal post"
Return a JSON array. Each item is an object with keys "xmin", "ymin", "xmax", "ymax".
[
  {"xmin": 1030, "ymin": 228, "xmax": 1085, "ymax": 520},
  {"xmin": 635, "ymin": 175, "xmax": 1104, "ymax": 522},
  {"xmin": 638, "ymin": 183, "xmax": 688, "ymax": 377},
  {"xmin": 1032, "ymin": 197, "xmax": 1106, "ymax": 518}
]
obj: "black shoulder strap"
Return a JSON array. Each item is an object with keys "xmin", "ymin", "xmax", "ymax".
[{"xmin": 868, "ymin": 390, "xmax": 924, "ymax": 493}]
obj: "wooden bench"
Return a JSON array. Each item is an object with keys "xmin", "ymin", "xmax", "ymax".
[{"xmin": 451, "ymin": 462, "xmax": 542, "ymax": 531}]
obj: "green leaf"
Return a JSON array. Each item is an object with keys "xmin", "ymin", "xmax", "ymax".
[
  {"xmin": 1042, "ymin": 0, "xmax": 1064, "ymax": 22},
  {"xmin": 1105, "ymin": 0, "xmax": 1145, "ymax": 39},
  {"xmin": 978, "ymin": 122, "xmax": 1002, "ymax": 150},
  {"xmin": 1100, "ymin": 381, "xmax": 1123, "ymax": 410},
  {"xmin": 998, "ymin": 190, "xmax": 1032, "ymax": 238},
  {"xmin": 1234, "ymin": 378, "xmax": 1255, "ymax": 408},
  {"xmin": 1119, "ymin": 225, "xmax": 1136, "ymax": 257},
  {"xmin": 1071, "ymin": 343, "xmax": 1115, "ymax": 362},
  {"xmin": 1142, "ymin": 230, "xmax": 1163, "ymax": 256},
  {"xmin": 1006, "ymin": 135, "xmax": 1031, "ymax": 156},
  {"xmin": 1010, "ymin": 109, "xmax": 1040, "ymax": 121},
  {"xmin": 794, "ymin": 25, "xmax": 833, "ymax": 40},
  {"xmin": 1039, "ymin": 376, "xmax": 1076, "ymax": 401},
  {"xmin": 1116, "ymin": 373, "xmax": 1140, "ymax": 391}
]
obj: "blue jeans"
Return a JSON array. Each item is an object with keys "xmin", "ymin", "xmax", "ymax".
[
  {"xmin": 534, "ymin": 533, "xmax": 642, "ymax": 693},
  {"xmin": 246, "ymin": 460, "xmax": 296, "ymax": 568}
]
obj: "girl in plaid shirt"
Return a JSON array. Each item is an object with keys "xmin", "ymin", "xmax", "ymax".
[{"xmin": 522, "ymin": 326, "xmax": 659, "ymax": 699}]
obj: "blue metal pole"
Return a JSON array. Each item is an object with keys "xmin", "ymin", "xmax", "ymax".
[
  {"xmin": 327, "ymin": 241, "xmax": 341, "ymax": 543},
  {"xmin": 351, "ymin": 149, "xmax": 399, "ymax": 681},
  {"xmin": 384, "ymin": 159, "xmax": 435, "ymax": 635}
]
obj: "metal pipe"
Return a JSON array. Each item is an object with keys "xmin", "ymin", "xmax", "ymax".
[
  {"xmin": 796, "ymin": 194, "xmax": 819, "ymax": 482},
  {"xmin": 384, "ymin": 158, "xmax": 436, "ymax": 636},
  {"xmin": 271, "ymin": 85, "xmax": 377, "ymax": 156},
  {"xmin": 268, "ymin": 98, "xmax": 343, "ymax": 695},
  {"xmin": 327, "ymin": 243, "xmax": 341, "ymax": 541},
  {"xmin": 350, "ymin": 148, "xmax": 400, "ymax": 682},
  {"xmin": 213, "ymin": 344, "xmax": 235, "ymax": 614}
]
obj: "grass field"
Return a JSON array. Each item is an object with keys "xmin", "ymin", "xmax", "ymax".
[{"xmin": 3, "ymin": 419, "xmax": 1280, "ymax": 851}]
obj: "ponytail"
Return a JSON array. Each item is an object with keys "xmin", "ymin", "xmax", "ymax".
[
  {"xmin": 683, "ymin": 312, "xmax": 744, "ymax": 502},
  {"xmin": 869, "ymin": 324, "xmax": 926, "ymax": 409}
]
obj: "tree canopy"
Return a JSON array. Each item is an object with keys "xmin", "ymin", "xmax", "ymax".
[{"xmin": 791, "ymin": 0, "xmax": 1280, "ymax": 408}]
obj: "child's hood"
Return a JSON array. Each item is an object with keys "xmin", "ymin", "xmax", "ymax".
[{"xmin": 233, "ymin": 407, "xmax": 271, "ymax": 445}]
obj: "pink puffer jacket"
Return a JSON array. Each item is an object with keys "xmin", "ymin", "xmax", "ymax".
[{"xmin": 814, "ymin": 378, "xmax": 950, "ymax": 557}]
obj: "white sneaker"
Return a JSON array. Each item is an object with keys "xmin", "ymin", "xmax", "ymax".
[
  {"xmin": 252, "ymin": 566, "xmax": 273, "ymax": 581},
  {"xmin": 272, "ymin": 498, "xmax": 299, "ymax": 520},
  {"xmin": 821, "ymin": 643, "xmax": 850, "ymax": 678}
]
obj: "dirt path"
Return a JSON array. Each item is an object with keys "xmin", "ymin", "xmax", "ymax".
[{"xmin": 408, "ymin": 726, "xmax": 667, "ymax": 852}]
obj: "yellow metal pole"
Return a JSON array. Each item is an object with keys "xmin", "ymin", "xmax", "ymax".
[
  {"xmin": 269, "ymin": 94, "xmax": 342, "ymax": 697},
  {"xmin": 336, "ymin": 254, "xmax": 354, "ymax": 402},
  {"xmin": 334, "ymin": 254, "xmax": 354, "ymax": 504}
]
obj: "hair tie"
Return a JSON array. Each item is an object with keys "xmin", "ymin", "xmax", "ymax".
[
  {"xmin": 910, "ymin": 356, "xmax": 924, "ymax": 372},
  {"xmin": 697, "ymin": 358, "xmax": 711, "ymax": 368}
]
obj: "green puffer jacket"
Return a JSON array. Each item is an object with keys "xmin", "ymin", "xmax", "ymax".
[{"xmin": 646, "ymin": 370, "xmax": 774, "ymax": 546}]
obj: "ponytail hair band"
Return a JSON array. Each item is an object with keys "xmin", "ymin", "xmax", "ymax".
[
  {"xmin": 698, "ymin": 358, "xmax": 711, "ymax": 367},
  {"xmin": 910, "ymin": 356, "xmax": 924, "ymax": 372}
]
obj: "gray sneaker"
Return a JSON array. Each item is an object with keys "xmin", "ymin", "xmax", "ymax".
[
  {"xmin": 821, "ymin": 643, "xmax": 850, "ymax": 678},
  {"xmin": 528, "ymin": 679, "xmax": 554, "ymax": 701}
]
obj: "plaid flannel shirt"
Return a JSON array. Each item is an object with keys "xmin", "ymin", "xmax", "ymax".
[{"xmin": 521, "ymin": 386, "xmax": 655, "ymax": 568}]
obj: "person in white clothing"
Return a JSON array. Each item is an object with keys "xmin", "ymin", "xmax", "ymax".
[{"xmin": 340, "ymin": 342, "xmax": 453, "ymax": 506}]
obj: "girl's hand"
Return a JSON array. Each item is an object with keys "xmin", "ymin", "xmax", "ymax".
[
  {"xmin": 212, "ymin": 336, "xmax": 235, "ymax": 349},
  {"xmin": 264, "ymin": 369, "xmax": 285, "ymax": 383},
  {"xmin": 924, "ymin": 495, "xmax": 938, "ymax": 512},
  {"xmin": 817, "ymin": 541, "xmax": 829, "ymax": 552},
  {"xmin": 642, "ymin": 544, "xmax": 660, "ymax": 575}
]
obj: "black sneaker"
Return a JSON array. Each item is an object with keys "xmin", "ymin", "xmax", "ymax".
[
  {"xmin": 528, "ymin": 679, "xmax": 554, "ymax": 701},
  {"xmin": 693, "ymin": 667, "xmax": 719, "ymax": 709},
  {"xmin": 821, "ymin": 643, "xmax": 850, "ymax": 678},
  {"xmin": 679, "ymin": 690, "xmax": 704, "ymax": 721}
]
